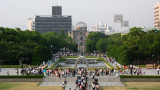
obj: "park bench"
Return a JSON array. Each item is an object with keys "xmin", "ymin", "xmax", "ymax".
[{"xmin": 146, "ymin": 64, "xmax": 153, "ymax": 69}]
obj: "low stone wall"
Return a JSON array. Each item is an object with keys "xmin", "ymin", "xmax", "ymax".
[
  {"xmin": 121, "ymin": 78, "xmax": 160, "ymax": 82},
  {"xmin": 0, "ymin": 78, "xmax": 43, "ymax": 82}
]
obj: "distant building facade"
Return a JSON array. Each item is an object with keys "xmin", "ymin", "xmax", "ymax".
[
  {"xmin": 27, "ymin": 18, "xmax": 35, "ymax": 31},
  {"xmin": 154, "ymin": 1, "xmax": 160, "ymax": 29},
  {"xmin": 35, "ymin": 6, "xmax": 72, "ymax": 33},
  {"xmin": 68, "ymin": 22, "xmax": 89, "ymax": 52},
  {"xmin": 89, "ymin": 22, "xmax": 115, "ymax": 34}
]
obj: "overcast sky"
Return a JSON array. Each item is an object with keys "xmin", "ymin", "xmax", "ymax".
[{"xmin": 0, "ymin": 0, "xmax": 158, "ymax": 30}]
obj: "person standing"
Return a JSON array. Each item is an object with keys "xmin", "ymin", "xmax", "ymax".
[
  {"xmin": 16, "ymin": 68, "xmax": 19, "ymax": 75},
  {"xmin": 157, "ymin": 68, "xmax": 159, "ymax": 74},
  {"xmin": 7, "ymin": 71, "xmax": 9, "ymax": 75},
  {"xmin": 0, "ymin": 66, "xmax": 1, "ymax": 72}
]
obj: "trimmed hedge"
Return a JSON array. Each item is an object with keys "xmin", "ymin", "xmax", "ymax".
[
  {"xmin": 65, "ymin": 56, "xmax": 98, "ymax": 58},
  {"xmin": 44, "ymin": 68, "xmax": 76, "ymax": 70},
  {"xmin": 98, "ymin": 57, "xmax": 114, "ymax": 69},
  {"xmin": 120, "ymin": 75, "xmax": 160, "ymax": 78},
  {"xmin": 116, "ymin": 65, "xmax": 122, "ymax": 70},
  {"xmin": 65, "ymin": 56, "xmax": 78, "ymax": 58},
  {"xmin": 85, "ymin": 56, "xmax": 98, "ymax": 58},
  {"xmin": 0, "ymin": 75, "xmax": 44, "ymax": 79},
  {"xmin": 137, "ymin": 65, "xmax": 146, "ymax": 67},
  {"xmin": 1, "ymin": 65, "xmax": 37, "ymax": 68},
  {"xmin": 49, "ymin": 57, "xmax": 66, "ymax": 69},
  {"xmin": 1, "ymin": 65, "xmax": 21, "ymax": 68}
]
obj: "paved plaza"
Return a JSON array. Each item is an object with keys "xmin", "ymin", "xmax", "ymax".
[{"xmin": 40, "ymin": 75, "xmax": 124, "ymax": 90}]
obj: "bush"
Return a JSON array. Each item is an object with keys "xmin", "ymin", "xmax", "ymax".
[
  {"xmin": 1, "ymin": 65, "xmax": 37, "ymax": 68},
  {"xmin": 65, "ymin": 56, "xmax": 78, "ymax": 58},
  {"xmin": 98, "ymin": 57, "xmax": 104, "ymax": 61},
  {"xmin": 85, "ymin": 56, "xmax": 98, "ymax": 58},
  {"xmin": 98, "ymin": 57, "xmax": 114, "ymax": 69},
  {"xmin": 0, "ymin": 75, "xmax": 44, "ymax": 79},
  {"xmin": 116, "ymin": 65, "xmax": 121, "ymax": 70},
  {"xmin": 1, "ymin": 65, "xmax": 21, "ymax": 68},
  {"xmin": 137, "ymin": 65, "xmax": 146, "ymax": 67},
  {"xmin": 120, "ymin": 75, "xmax": 160, "ymax": 78},
  {"xmin": 59, "ymin": 57, "xmax": 66, "ymax": 61},
  {"xmin": 65, "ymin": 56, "xmax": 98, "ymax": 58},
  {"xmin": 49, "ymin": 57, "xmax": 66, "ymax": 68}
]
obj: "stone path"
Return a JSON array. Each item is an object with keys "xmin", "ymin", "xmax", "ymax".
[{"xmin": 40, "ymin": 75, "xmax": 124, "ymax": 90}]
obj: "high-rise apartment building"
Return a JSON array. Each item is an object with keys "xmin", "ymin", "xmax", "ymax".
[
  {"xmin": 35, "ymin": 6, "xmax": 72, "ymax": 33},
  {"xmin": 27, "ymin": 18, "xmax": 35, "ymax": 31},
  {"xmin": 154, "ymin": 1, "xmax": 160, "ymax": 29}
]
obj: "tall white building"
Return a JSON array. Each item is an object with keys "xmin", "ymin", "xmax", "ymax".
[
  {"xmin": 154, "ymin": 1, "xmax": 160, "ymax": 29},
  {"xmin": 27, "ymin": 18, "xmax": 35, "ymax": 31},
  {"xmin": 89, "ymin": 22, "xmax": 115, "ymax": 33}
]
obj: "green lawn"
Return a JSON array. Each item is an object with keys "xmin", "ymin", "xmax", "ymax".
[
  {"xmin": 102, "ymin": 82, "xmax": 160, "ymax": 90},
  {"xmin": 0, "ymin": 83, "xmax": 19, "ymax": 90},
  {"xmin": 0, "ymin": 82, "xmax": 63, "ymax": 90}
]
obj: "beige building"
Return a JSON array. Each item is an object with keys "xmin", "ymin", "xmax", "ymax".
[
  {"xmin": 68, "ymin": 22, "xmax": 89, "ymax": 52},
  {"xmin": 27, "ymin": 18, "xmax": 35, "ymax": 31},
  {"xmin": 154, "ymin": 1, "xmax": 160, "ymax": 29}
]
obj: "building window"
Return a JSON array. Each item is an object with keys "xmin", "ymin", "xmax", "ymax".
[
  {"xmin": 80, "ymin": 42, "xmax": 83, "ymax": 46},
  {"xmin": 81, "ymin": 37, "xmax": 83, "ymax": 40}
]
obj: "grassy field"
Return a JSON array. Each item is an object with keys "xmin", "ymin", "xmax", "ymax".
[
  {"xmin": 103, "ymin": 82, "xmax": 160, "ymax": 90},
  {"xmin": 0, "ymin": 82, "xmax": 63, "ymax": 90}
]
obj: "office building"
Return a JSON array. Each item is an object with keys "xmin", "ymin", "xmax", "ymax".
[
  {"xmin": 35, "ymin": 6, "xmax": 72, "ymax": 33},
  {"xmin": 154, "ymin": 1, "xmax": 160, "ymax": 29}
]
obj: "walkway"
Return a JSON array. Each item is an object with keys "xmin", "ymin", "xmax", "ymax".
[
  {"xmin": 40, "ymin": 74, "xmax": 124, "ymax": 90},
  {"xmin": 47, "ymin": 57, "xmax": 59, "ymax": 68}
]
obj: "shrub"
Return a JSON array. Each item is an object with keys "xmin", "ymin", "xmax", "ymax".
[
  {"xmin": 0, "ymin": 65, "xmax": 37, "ymax": 68},
  {"xmin": 65, "ymin": 56, "xmax": 78, "ymax": 58},
  {"xmin": 49, "ymin": 57, "xmax": 66, "ymax": 68},
  {"xmin": 98, "ymin": 57, "xmax": 114, "ymax": 69},
  {"xmin": 120, "ymin": 75, "xmax": 160, "ymax": 78},
  {"xmin": 85, "ymin": 56, "xmax": 98, "ymax": 58},
  {"xmin": 0, "ymin": 75, "xmax": 44, "ymax": 79},
  {"xmin": 137, "ymin": 65, "xmax": 146, "ymax": 67}
]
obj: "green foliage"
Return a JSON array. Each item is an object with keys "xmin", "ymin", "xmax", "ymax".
[
  {"xmin": 120, "ymin": 75, "xmax": 160, "ymax": 78},
  {"xmin": 1, "ymin": 65, "xmax": 21, "ymax": 68},
  {"xmin": 42, "ymin": 31, "xmax": 78, "ymax": 53},
  {"xmin": 85, "ymin": 56, "xmax": 98, "ymax": 58},
  {"xmin": 0, "ymin": 27, "xmax": 77, "ymax": 65},
  {"xmin": 96, "ymin": 38, "xmax": 107, "ymax": 53},
  {"xmin": 0, "ymin": 75, "xmax": 44, "ymax": 79},
  {"xmin": 49, "ymin": 57, "xmax": 66, "ymax": 68},
  {"xmin": 98, "ymin": 57, "xmax": 114, "ymax": 69},
  {"xmin": 86, "ymin": 27, "xmax": 160, "ymax": 65},
  {"xmin": 86, "ymin": 32, "xmax": 107, "ymax": 53},
  {"xmin": 0, "ymin": 65, "xmax": 37, "ymax": 68},
  {"xmin": 65, "ymin": 56, "xmax": 98, "ymax": 58},
  {"xmin": 65, "ymin": 56, "xmax": 79, "ymax": 58},
  {"xmin": 32, "ymin": 46, "xmax": 51, "ymax": 65},
  {"xmin": 137, "ymin": 65, "xmax": 146, "ymax": 67},
  {"xmin": 0, "ymin": 27, "xmax": 51, "ymax": 65}
]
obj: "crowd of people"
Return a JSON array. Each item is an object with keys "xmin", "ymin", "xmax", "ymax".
[{"xmin": 43, "ymin": 68, "xmax": 116, "ymax": 78}]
